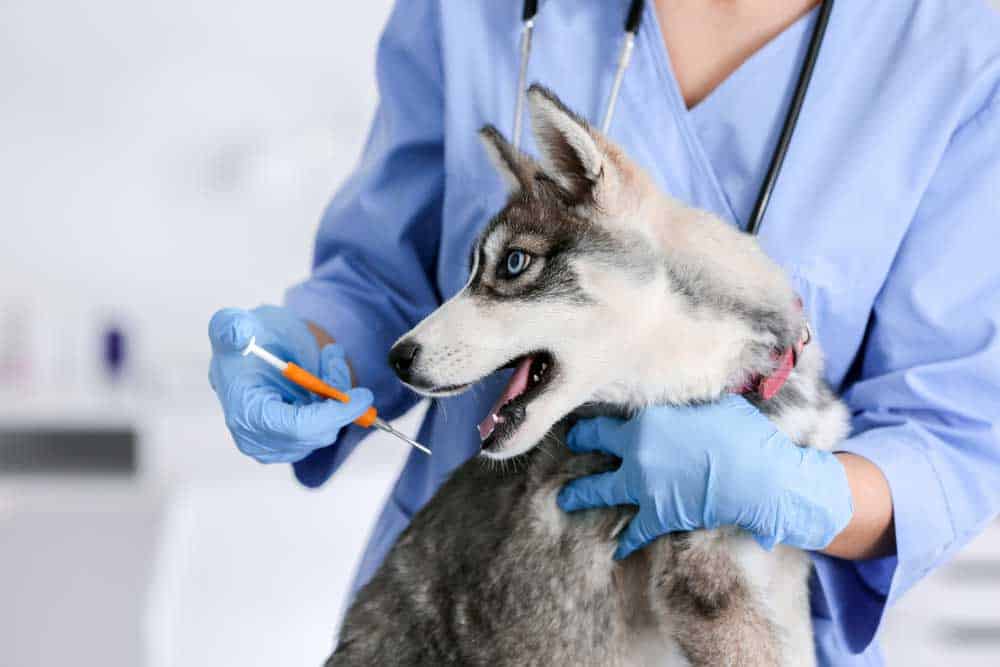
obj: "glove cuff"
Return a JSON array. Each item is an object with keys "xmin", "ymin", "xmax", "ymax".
[{"xmin": 777, "ymin": 447, "xmax": 854, "ymax": 550}]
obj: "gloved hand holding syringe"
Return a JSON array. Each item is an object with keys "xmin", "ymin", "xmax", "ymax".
[{"xmin": 242, "ymin": 336, "xmax": 430, "ymax": 455}]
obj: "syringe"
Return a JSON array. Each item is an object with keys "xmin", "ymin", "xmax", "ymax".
[{"xmin": 242, "ymin": 336, "xmax": 430, "ymax": 455}]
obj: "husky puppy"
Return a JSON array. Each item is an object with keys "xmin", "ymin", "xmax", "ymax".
[{"xmin": 327, "ymin": 85, "xmax": 848, "ymax": 667}]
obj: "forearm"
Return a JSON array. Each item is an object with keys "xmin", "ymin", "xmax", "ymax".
[
  {"xmin": 820, "ymin": 452, "xmax": 895, "ymax": 560},
  {"xmin": 306, "ymin": 321, "xmax": 335, "ymax": 348}
]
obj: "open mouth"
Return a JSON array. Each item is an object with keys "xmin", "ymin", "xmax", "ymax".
[{"xmin": 478, "ymin": 351, "xmax": 555, "ymax": 452}]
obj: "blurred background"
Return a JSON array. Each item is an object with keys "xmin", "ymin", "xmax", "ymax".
[{"xmin": 1, "ymin": 1, "xmax": 998, "ymax": 665}]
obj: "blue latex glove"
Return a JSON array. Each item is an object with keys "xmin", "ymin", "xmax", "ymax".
[
  {"xmin": 557, "ymin": 394, "xmax": 853, "ymax": 559},
  {"xmin": 208, "ymin": 305, "xmax": 373, "ymax": 464}
]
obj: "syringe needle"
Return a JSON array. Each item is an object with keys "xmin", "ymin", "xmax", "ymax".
[{"xmin": 373, "ymin": 419, "xmax": 432, "ymax": 455}]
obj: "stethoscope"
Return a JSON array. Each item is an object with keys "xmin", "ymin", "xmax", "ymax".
[{"xmin": 512, "ymin": 0, "xmax": 834, "ymax": 236}]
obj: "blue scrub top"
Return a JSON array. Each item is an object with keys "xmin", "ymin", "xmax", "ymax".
[{"xmin": 285, "ymin": 1, "xmax": 1000, "ymax": 664}]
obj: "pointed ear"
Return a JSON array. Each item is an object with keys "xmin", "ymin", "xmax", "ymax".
[
  {"xmin": 479, "ymin": 125, "xmax": 536, "ymax": 193},
  {"xmin": 527, "ymin": 84, "xmax": 605, "ymax": 202}
]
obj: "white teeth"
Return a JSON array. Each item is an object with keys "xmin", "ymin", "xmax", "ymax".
[
  {"xmin": 532, "ymin": 374, "xmax": 540, "ymax": 383},
  {"xmin": 541, "ymin": 362, "xmax": 548, "ymax": 371}
]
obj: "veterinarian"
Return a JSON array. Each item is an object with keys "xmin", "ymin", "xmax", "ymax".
[{"xmin": 207, "ymin": 1, "xmax": 1000, "ymax": 664}]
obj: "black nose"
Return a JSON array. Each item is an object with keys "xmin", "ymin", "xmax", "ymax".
[{"xmin": 388, "ymin": 340, "xmax": 421, "ymax": 381}]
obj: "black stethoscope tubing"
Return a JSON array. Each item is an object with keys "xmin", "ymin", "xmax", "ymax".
[
  {"xmin": 747, "ymin": 0, "xmax": 834, "ymax": 235},
  {"xmin": 515, "ymin": 0, "xmax": 834, "ymax": 237}
]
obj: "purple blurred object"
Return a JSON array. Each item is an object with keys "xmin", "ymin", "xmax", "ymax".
[{"xmin": 103, "ymin": 325, "xmax": 126, "ymax": 380}]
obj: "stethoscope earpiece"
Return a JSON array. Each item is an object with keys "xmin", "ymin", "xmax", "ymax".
[
  {"xmin": 601, "ymin": 0, "xmax": 646, "ymax": 133},
  {"xmin": 513, "ymin": 0, "xmax": 645, "ymax": 147},
  {"xmin": 511, "ymin": 0, "xmax": 834, "ymax": 236}
]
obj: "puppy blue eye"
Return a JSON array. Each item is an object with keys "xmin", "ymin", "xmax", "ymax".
[{"xmin": 505, "ymin": 250, "xmax": 530, "ymax": 276}]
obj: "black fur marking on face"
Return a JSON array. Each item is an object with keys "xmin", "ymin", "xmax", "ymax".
[
  {"xmin": 467, "ymin": 237, "xmax": 592, "ymax": 305},
  {"xmin": 465, "ymin": 180, "xmax": 620, "ymax": 305},
  {"xmin": 478, "ymin": 249, "xmax": 593, "ymax": 305}
]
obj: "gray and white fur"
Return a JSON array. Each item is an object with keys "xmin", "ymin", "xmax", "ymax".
[{"xmin": 327, "ymin": 85, "xmax": 848, "ymax": 667}]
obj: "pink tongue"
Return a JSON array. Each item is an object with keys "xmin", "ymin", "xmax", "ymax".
[{"xmin": 478, "ymin": 356, "xmax": 533, "ymax": 441}]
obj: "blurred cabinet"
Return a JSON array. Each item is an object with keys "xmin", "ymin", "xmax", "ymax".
[{"xmin": 1, "ymin": 484, "xmax": 162, "ymax": 666}]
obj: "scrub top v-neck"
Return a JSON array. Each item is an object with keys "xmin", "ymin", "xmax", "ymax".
[{"xmin": 284, "ymin": 2, "xmax": 1000, "ymax": 665}]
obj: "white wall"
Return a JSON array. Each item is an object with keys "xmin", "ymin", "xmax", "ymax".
[
  {"xmin": 0, "ymin": 0, "xmax": 392, "ymax": 398},
  {"xmin": 1, "ymin": 2, "xmax": 403, "ymax": 665}
]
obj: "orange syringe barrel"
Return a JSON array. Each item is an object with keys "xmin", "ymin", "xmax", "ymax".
[{"xmin": 283, "ymin": 362, "xmax": 378, "ymax": 428}]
